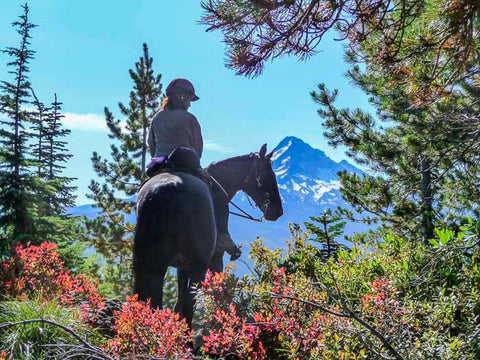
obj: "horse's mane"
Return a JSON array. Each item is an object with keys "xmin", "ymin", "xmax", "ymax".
[{"xmin": 206, "ymin": 153, "xmax": 253, "ymax": 170}]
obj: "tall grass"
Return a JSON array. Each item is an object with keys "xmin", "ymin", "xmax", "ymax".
[{"xmin": 0, "ymin": 298, "xmax": 106, "ymax": 360}]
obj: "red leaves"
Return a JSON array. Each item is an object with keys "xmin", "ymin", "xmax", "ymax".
[
  {"xmin": 108, "ymin": 294, "xmax": 192, "ymax": 359},
  {"xmin": 0, "ymin": 242, "xmax": 104, "ymax": 321},
  {"xmin": 361, "ymin": 278, "xmax": 401, "ymax": 314},
  {"xmin": 0, "ymin": 243, "xmax": 419, "ymax": 358},
  {"xmin": 200, "ymin": 266, "xmax": 351, "ymax": 358},
  {"xmin": 360, "ymin": 278, "xmax": 416, "ymax": 336},
  {"xmin": 203, "ymin": 303, "xmax": 266, "ymax": 359}
]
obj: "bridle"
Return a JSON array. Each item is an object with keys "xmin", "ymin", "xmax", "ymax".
[{"xmin": 210, "ymin": 154, "xmax": 270, "ymax": 222}]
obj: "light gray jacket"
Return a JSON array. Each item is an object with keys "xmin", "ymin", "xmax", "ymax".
[{"xmin": 148, "ymin": 108, "xmax": 203, "ymax": 159}]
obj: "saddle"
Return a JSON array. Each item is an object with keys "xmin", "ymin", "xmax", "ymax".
[{"xmin": 143, "ymin": 147, "xmax": 208, "ymax": 188}]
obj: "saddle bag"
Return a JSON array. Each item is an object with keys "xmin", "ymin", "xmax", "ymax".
[{"xmin": 145, "ymin": 156, "xmax": 167, "ymax": 177}]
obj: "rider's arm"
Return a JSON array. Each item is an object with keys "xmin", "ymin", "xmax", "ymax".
[
  {"xmin": 147, "ymin": 120, "xmax": 155, "ymax": 158},
  {"xmin": 191, "ymin": 115, "xmax": 203, "ymax": 159},
  {"xmin": 215, "ymin": 200, "xmax": 229, "ymax": 234}
]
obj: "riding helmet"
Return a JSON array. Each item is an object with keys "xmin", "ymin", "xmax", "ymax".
[{"xmin": 165, "ymin": 78, "xmax": 199, "ymax": 101}]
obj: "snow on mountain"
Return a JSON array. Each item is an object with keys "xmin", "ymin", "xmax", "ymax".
[
  {"xmin": 227, "ymin": 136, "xmax": 364, "ymax": 271},
  {"xmin": 234, "ymin": 136, "xmax": 361, "ymax": 208}
]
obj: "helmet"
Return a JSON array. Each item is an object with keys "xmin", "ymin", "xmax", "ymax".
[{"xmin": 165, "ymin": 78, "xmax": 199, "ymax": 101}]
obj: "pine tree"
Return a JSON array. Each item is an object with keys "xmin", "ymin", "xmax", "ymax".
[
  {"xmin": 305, "ymin": 209, "xmax": 346, "ymax": 259},
  {"xmin": 43, "ymin": 94, "xmax": 76, "ymax": 213},
  {"xmin": 85, "ymin": 43, "xmax": 162, "ymax": 297},
  {"xmin": 32, "ymin": 93, "xmax": 77, "ymax": 224},
  {"xmin": 0, "ymin": 4, "xmax": 37, "ymax": 252},
  {"xmin": 201, "ymin": 0, "xmax": 479, "ymax": 103},
  {"xmin": 30, "ymin": 88, "xmax": 48, "ymax": 178},
  {"xmin": 29, "ymin": 90, "xmax": 82, "ymax": 269},
  {"xmin": 312, "ymin": 59, "xmax": 480, "ymax": 243}
]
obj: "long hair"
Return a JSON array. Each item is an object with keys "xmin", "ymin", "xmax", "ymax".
[
  {"xmin": 161, "ymin": 97, "xmax": 170, "ymax": 110},
  {"xmin": 162, "ymin": 92, "xmax": 190, "ymax": 110}
]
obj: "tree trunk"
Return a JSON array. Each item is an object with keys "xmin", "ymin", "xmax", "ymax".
[{"xmin": 421, "ymin": 159, "xmax": 434, "ymax": 243}]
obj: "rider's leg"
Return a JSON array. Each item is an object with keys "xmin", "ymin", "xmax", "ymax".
[{"xmin": 217, "ymin": 232, "xmax": 242, "ymax": 261}]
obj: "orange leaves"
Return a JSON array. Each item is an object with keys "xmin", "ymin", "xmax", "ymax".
[
  {"xmin": 107, "ymin": 294, "xmax": 192, "ymax": 359},
  {"xmin": 0, "ymin": 242, "xmax": 104, "ymax": 322},
  {"xmin": 203, "ymin": 303, "xmax": 266, "ymax": 359}
]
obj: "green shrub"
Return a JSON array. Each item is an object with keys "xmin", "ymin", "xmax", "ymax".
[{"xmin": 197, "ymin": 220, "xmax": 480, "ymax": 359}]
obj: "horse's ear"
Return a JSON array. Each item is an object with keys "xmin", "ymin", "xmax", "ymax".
[
  {"xmin": 266, "ymin": 149, "xmax": 274, "ymax": 160},
  {"xmin": 259, "ymin": 144, "xmax": 267, "ymax": 158}
]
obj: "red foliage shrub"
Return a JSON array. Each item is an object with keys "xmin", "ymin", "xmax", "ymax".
[
  {"xmin": 203, "ymin": 303, "xmax": 266, "ymax": 359},
  {"xmin": 201, "ymin": 269, "xmax": 240, "ymax": 309},
  {"xmin": 0, "ymin": 242, "xmax": 104, "ymax": 321},
  {"xmin": 360, "ymin": 278, "xmax": 415, "ymax": 335},
  {"xmin": 0, "ymin": 242, "xmax": 62, "ymax": 299},
  {"xmin": 200, "ymin": 267, "xmax": 359, "ymax": 358},
  {"xmin": 108, "ymin": 294, "xmax": 192, "ymax": 359}
]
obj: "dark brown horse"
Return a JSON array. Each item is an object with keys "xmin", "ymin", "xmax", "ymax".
[{"xmin": 133, "ymin": 144, "xmax": 282, "ymax": 326}]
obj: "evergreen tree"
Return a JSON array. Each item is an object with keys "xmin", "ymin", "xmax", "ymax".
[
  {"xmin": 85, "ymin": 43, "xmax": 162, "ymax": 297},
  {"xmin": 43, "ymin": 94, "xmax": 77, "ymax": 213},
  {"xmin": 312, "ymin": 59, "xmax": 480, "ymax": 242},
  {"xmin": 0, "ymin": 4, "xmax": 37, "ymax": 252},
  {"xmin": 30, "ymin": 88, "xmax": 48, "ymax": 178},
  {"xmin": 201, "ymin": 0, "xmax": 479, "ymax": 104},
  {"xmin": 32, "ymin": 93, "xmax": 78, "ymax": 233},
  {"xmin": 305, "ymin": 209, "xmax": 346, "ymax": 259},
  {"xmin": 30, "ymin": 90, "xmax": 83, "ymax": 269},
  {"xmin": 0, "ymin": 4, "xmax": 83, "ymax": 266}
]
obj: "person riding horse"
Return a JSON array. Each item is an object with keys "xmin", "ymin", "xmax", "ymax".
[{"xmin": 147, "ymin": 78, "xmax": 242, "ymax": 261}]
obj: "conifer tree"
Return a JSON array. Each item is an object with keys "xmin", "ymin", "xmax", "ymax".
[
  {"xmin": 305, "ymin": 209, "xmax": 346, "ymax": 259},
  {"xmin": 202, "ymin": 0, "xmax": 479, "ymax": 104},
  {"xmin": 29, "ymin": 89, "xmax": 82, "ymax": 268},
  {"xmin": 85, "ymin": 43, "xmax": 162, "ymax": 297},
  {"xmin": 43, "ymin": 94, "xmax": 76, "ymax": 213},
  {"xmin": 312, "ymin": 59, "xmax": 480, "ymax": 242},
  {"xmin": 43, "ymin": 94, "xmax": 83, "ymax": 269},
  {"xmin": 0, "ymin": 4, "xmax": 37, "ymax": 252},
  {"xmin": 30, "ymin": 88, "xmax": 48, "ymax": 178},
  {"xmin": 0, "ymin": 4, "xmax": 82, "ymax": 266}
]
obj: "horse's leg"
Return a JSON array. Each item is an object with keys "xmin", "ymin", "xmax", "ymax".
[
  {"xmin": 175, "ymin": 268, "xmax": 189, "ymax": 318},
  {"xmin": 184, "ymin": 261, "xmax": 209, "ymax": 328},
  {"xmin": 133, "ymin": 225, "xmax": 169, "ymax": 309},
  {"xmin": 134, "ymin": 265, "xmax": 168, "ymax": 309},
  {"xmin": 208, "ymin": 250, "xmax": 224, "ymax": 274}
]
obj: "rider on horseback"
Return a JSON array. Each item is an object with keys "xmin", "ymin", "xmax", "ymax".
[{"xmin": 147, "ymin": 78, "xmax": 242, "ymax": 261}]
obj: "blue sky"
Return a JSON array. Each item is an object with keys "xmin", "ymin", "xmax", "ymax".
[{"xmin": 0, "ymin": 0, "xmax": 370, "ymax": 205}]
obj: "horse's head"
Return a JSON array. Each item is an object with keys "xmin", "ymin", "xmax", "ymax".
[{"xmin": 243, "ymin": 144, "xmax": 283, "ymax": 221}]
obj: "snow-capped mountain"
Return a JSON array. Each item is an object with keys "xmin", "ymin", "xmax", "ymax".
[
  {"xmin": 271, "ymin": 136, "xmax": 361, "ymax": 206},
  {"xmin": 227, "ymin": 136, "xmax": 363, "ymax": 258}
]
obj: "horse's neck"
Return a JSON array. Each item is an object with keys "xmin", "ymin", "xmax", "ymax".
[{"xmin": 208, "ymin": 156, "xmax": 251, "ymax": 200}]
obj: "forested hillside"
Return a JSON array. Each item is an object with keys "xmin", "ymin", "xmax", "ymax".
[{"xmin": 0, "ymin": 2, "xmax": 479, "ymax": 359}]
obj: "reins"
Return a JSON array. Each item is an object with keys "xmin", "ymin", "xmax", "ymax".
[{"xmin": 209, "ymin": 175, "xmax": 264, "ymax": 223}]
